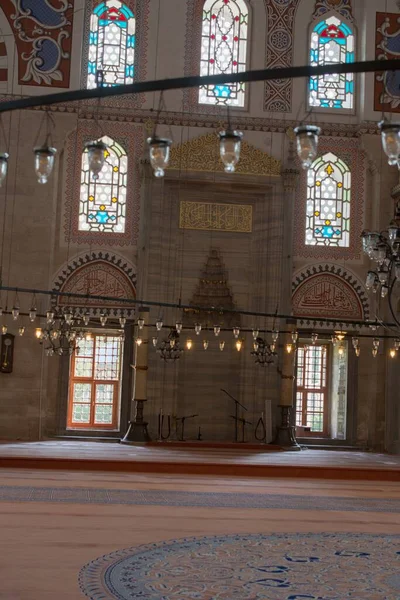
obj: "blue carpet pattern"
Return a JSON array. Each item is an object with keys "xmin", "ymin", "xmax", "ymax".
[
  {"xmin": 80, "ymin": 533, "xmax": 400, "ymax": 599},
  {"xmin": 0, "ymin": 485, "xmax": 399, "ymax": 512}
]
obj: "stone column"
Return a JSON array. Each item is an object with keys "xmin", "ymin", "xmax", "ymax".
[
  {"xmin": 273, "ymin": 131, "xmax": 300, "ymax": 450},
  {"xmin": 121, "ymin": 307, "xmax": 151, "ymax": 443}
]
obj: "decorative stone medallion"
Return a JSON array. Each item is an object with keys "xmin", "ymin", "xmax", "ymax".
[{"xmin": 80, "ymin": 533, "xmax": 400, "ymax": 599}]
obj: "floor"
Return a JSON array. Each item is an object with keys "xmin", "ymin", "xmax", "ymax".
[
  {"xmin": 1, "ymin": 440, "xmax": 400, "ymax": 480},
  {"xmin": 1, "ymin": 468, "xmax": 400, "ymax": 599}
]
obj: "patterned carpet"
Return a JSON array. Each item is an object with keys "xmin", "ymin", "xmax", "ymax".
[
  {"xmin": 0, "ymin": 485, "xmax": 400, "ymax": 513},
  {"xmin": 80, "ymin": 533, "xmax": 400, "ymax": 599}
]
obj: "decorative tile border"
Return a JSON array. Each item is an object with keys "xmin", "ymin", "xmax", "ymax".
[{"xmin": 0, "ymin": 485, "xmax": 398, "ymax": 512}]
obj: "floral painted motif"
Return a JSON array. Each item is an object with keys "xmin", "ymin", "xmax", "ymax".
[
  {"xmin": 1, "ymin": 0, "xmax": 74, "ymax": 87},
  {"xmin": 80, "ymin": 533, "xmax": 400, "ymax": 599},
  {"xmin": 375, "ymin": 12, "xmax": 400, "ymax": 112}
]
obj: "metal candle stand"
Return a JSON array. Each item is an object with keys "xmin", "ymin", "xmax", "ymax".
[
  {"xmin": 175, "ymin": 414, "xmax": 199, "ymax": 442},
  {"xmin": 221, "ymin": 389, "xmax": 251, "ymax": 443},
  {"xmin": 157, "ymin": 410, "xmax": 171, "ymax": 441}
]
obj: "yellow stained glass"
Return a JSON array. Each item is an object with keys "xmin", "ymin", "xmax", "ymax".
[
  {"xmin": 325, "ymin": 164, "xmax": 334, "ymax": 176},
  {"xmin": 112, "ymin": 197, "xmax": 118, "ymax": 203},
  {"xmin": 315, "ymin": 210, "xmax": 320, "ymax": 216},
  {"xmin": 337, "ymin": 182, "xmax": 343, "ymax": 188},
  {"xmin": 113, "ymin": 166, "xmax": 119, "ymax": 172},
  {"xmin": 316, "ymin": 181, "xmax": 321, "ymax": 187}
]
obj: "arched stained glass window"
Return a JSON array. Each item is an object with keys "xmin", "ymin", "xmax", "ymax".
[
  {"xmin": 199, "ymin": 0, "xmax": 249, "ymax": 107},
  {"xmin": 309, "ymin": 15, "xmax": 354, "ymax": 109},
  {"xmin": 306, "ymin": 152, "xmax": 350, "ymax": 247},
  {"xmin": 87, "ymin": 1, "xmax": 135, "ymax": 89},
  {"xmin": 79, "ymin": 135, "xmax": 127, "ymax": 234}
]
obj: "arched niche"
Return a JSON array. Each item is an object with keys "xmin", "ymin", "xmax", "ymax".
[{"xmin": 52, "ymin": 252, "xmax": 137, "ymax": 316}]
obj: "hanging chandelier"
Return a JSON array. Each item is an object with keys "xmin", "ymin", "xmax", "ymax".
[
  {"xmin": 156, "ymin": 329, "xmax": 183, "ymax": 361},
  {"xmin": 251, "ymin": 336, "xmax": 277, "ymax": 366},
  {"xmin": 36, "ymin": 316, "xmax": 83, "ymax": 357}
]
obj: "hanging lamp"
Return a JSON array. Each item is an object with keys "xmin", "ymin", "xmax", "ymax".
[{"xmin": 294, "ymin": 125, "xmax": 321, "ymax": 169}]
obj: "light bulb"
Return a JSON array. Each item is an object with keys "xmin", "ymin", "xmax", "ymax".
[
  {"xmin": 186, "ymin": 339, "xmax": 193, "ymax": 350},
  {"xmin": 219, "ymin": 340, "xmax": 225, "ymax": 351},
  {"xmin": 252, "ymin": 329, "xmax": 259, "ymax": 340},
  {"xmin": 195, "ymin": 323, "xmax": 201, "ymax": 335},
  {"xmin": 137, "ymin": 317, "xmax": 145, "ymax": 330},
  {"xmin": 372, "ymin": 347, "xmax": 378, "ymax": 358},
  {"xmin": 51, "ymin": 329, "xmax": 60, "ymax": 340},
  {"xmin": 271, "ymin": 330, "xmax": 279, "ymax": 343},
  {"xmin": 83, "ymin": 313, "xmax": 90, "ymax": 326},
  {"xmin": 147, "ymin": 136, "xmax": 172, "ymax": 178},
  {"xmin": 29, "ymin": 308, "xmax": 37, "ymax": 322},
  {"xmin": 84, "ymin": 331, "xmax": 92, "ymax": 341},
  {"xmin": 11, "ymin": 306, "xmax": 19, "ymax": 320},
  {"xmin": 156, "ymin": 319, "xmax": 163, "ymax": 331},
  {"xmin": 286, "ymin": 343, "xmax": 293, "ymax": 354},
  {"xmin": 294, "ymin": 125, "xmax": 321, "ymax": 169},
  {"xmin": 355, "ymin": 347, "xmax": 361, "ymax": 357},
  {"xmin": 338, "ymin": 345, "xmax": 344, "ymax": 357},
  {"xmin": 331, "ymin": 335, "xmax": 337, "ymax": 345},
  {"xmin": 100, "ymin": 314, "xmax": 108, "ymax": 327},
  {"xmin": 336, "ymin": 331, "xmax": 345, "ymax": 341},
  {"xmin": 381, "ymin": 285, "xmax": 389, "ymax": 299},
  {"xmin": 373, "ymin": 338, "xmax": 380, "ymax": 349},
  {"xmin": 18, "ymin": 326, "xmax": 25, "ymax": 336},
  {"xmin": 136, "ymin": 337, "xmax": 143, "ymax": 346},
  {"xmin": 352, "ymin": 337, "xmax": 359, "ymax": 349},
  {"xmin": 235, "ymin": 339, "xmax": 242, "ymax": 352},
  {"xmin": 152, "ymin": 337, "xmax": 158, "ymax": 347},
  {"xmin": 395, "ymin": 339, "xmax": 400, "ymax": 351},
  {"xmin": 203, "ymin": 339, "xmax": 209, "ymax": 350},
  {"xmin": 311, "ymin": 332, "xmax": 318, "ymax": 345},
  {"xmin": 390, "ymin": 348, "xmax": 397, "ymax": 358},
  {"xmin": 378, "ymin": 121, "xmax": 400, "ymax": 166},
  {"xmin": 33, "ymin": 145, "xmax": 57, "ymax": 184},
  {"xmin": 1, "ymin": 324, "xmax": 7, "ymax": 335},
  {"xmin": 35, "ymin": 327, "xmax": 42, "ymax": 339},
  {"xmin": 291, "ymin": 331, "xmax": 298, "ymax": 344},
  {"xmin": 175, "ymin": 322, "xmax": 183, "ymax": 333},
  {"xmin": 233, "ymin": 326, "xmax": 240, "ymax": 339},
  {"xmin": 119, "ymin": 316, "xmax": 126, "ymax": 328},
  {"xmin": 214, "ymin": 326, "xmax": 221, "ymax": 337},
  {"xmin": 270, "ymin": 343, "xmax": 276, "ymax": 353},
  {"xmin": 170, "ymin": 338, "xmax": 176, "ymax": 348},
  {"xmin": 253, "ymin": 342, "xmax": 259, "ymax": 352},
  {"xmin": 46, "ymin": 310, "xmax": 54, "ymax": 324},
  {"xmin": 85, "ymin": 140, "xmax": 107, "ymax": 180},
  {"xmin": 219, "ymin": 130, "xmax": 242, "ymax": 173},
  {"xmin": 0, "ymin": 152, "xmax": 9, "ymax": 187},
  {"xmin": 64, "ymin": 311, "xmax": 73, "ymax": 325}
]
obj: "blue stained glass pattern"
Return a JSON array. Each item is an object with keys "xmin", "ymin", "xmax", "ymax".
[
  {"xmin": 309, "ymin": 15, "xmax": 354, "ymax": 110},
  {"xmin": 79, "ymin": 136, "xmax": 127, "ymax": 234},
  {"xmin": 199, "ymin": 0, "xmax": 249, "ymax": 107},
  {"xmin": 305, "ymin": 152, "xmax": 351, "ymax": 247},
  {"xmin": 87, "ymin": 0, "xmax": 135, "ymax": 89}
]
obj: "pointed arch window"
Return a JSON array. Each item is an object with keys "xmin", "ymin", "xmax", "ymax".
[
  {"xmin": 79, "ymin": 135, "xmax": 127, "ymax": 234},
  {"xmin": 199, "ymin": 0, "xmax": 249, "ymax": 107},
  {"xmin": 309, "ymin": 15, "xmax": 354, "ymax": 109},
  {"xmin": 87, "ymin": 1, "xmax": 135, "ymax": 89},
  {"xmin": 306, "ymin": 152, "xmax": 351, "ymax": 247}
]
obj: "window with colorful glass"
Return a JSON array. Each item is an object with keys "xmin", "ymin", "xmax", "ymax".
[
  {"xmin": 79, "ymin": 135, "xmax": 127, "ymax": 234},
  {"xmin": 199, "ymin": 0, "xmax": 249, "ymax": 107},
  {"xmin": 87, "ymin": 0, "xmax": 135, "ymax": 89},
  {"xmin": 306, "ymin": 152, "xmax": 351, "ymax": 247},
  {"xmin": 309, "ymin": 15, "xmax": 354, "ymax": 109}
]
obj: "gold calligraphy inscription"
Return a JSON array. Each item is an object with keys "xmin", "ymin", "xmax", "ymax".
[
  {"xmin": 168, "ymin": 133, "xmax": 281, "ymax": 177},
  {"xmin": 179, "ymin": 201, "xmax": 252, "ymax": 233}
]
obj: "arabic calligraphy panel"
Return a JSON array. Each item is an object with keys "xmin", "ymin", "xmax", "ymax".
[
  {"xmin": 58, "ymin": 261, "xmax": 136, "ymax": 309},
  {"xmin": 292, "ymin": 274, "xmax": 363, "ymax": 319},
  {"xmin": 179, "ymin": 201, "xmax": 252, "ymax": 233}
]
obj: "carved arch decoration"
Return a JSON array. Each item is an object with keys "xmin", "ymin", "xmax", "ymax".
[
  {"xmin": 80, "ymin": 0, "xmax": 150, "ymax": 108},
  {"xmin": 167, "ymin": 133, "xmax": 281, "ymax": 177},
  {"xmin": 52, "ymin": 251, "xmax": 137, "ymax": 317},
  {"xmin": 0, "ymin": 0, "xmax": 74, "ymax": 87},
  {"xmin": 311, "ymin": 0, "xmax": 354, "ymax": 22},
  {"xmin": 292, "ymin": 263, "xmax": 369, "ymax": 322}
]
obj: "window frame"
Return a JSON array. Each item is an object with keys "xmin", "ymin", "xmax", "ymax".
[
  {"xmin": 67, "ymin": 333, "xmax": 123, "ymax": 431},
  {"xmin": 306, "ymin": 11, "xmax": 357, "ymax": 116},
  {"xmin": 295, "ymin": 342, "xmax": 331, "ymax": 438}
]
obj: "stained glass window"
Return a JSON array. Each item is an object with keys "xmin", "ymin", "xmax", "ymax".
[
  {"xmin": 306, "ymin": 152, "xmax": 351, "ymax": 247},
  {"xmin": 87, "ymin": 1, "xmax": 135, "ymax": 89},
  {"xmin": 199, "ymin": 0, "xmax": 249, "ymax": 107},
  {"xmin": 79, "ymin": 135, "xmax": 127, "ymax": 234},
  {"xmin": 309, "ymin": 15, "xmax": 354, "ymax": 109}
]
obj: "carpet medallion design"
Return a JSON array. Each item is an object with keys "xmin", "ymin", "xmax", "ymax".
[{"xmin": 80, "ymin": 533, "xmax": 400, "ymax": 599}]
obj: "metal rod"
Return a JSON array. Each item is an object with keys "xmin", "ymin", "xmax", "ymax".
[
  {"xmin": 0, "ymin": 60, "xmax": 398, "ymax": 114},
  {"xmin": 0, "ymin": 284, "xmax": 395, "ymax": 329}
]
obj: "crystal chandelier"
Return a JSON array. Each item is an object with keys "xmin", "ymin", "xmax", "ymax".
[{"xmin": 251, "ymin": 336, "xmax": 277, "ymax": 366}]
